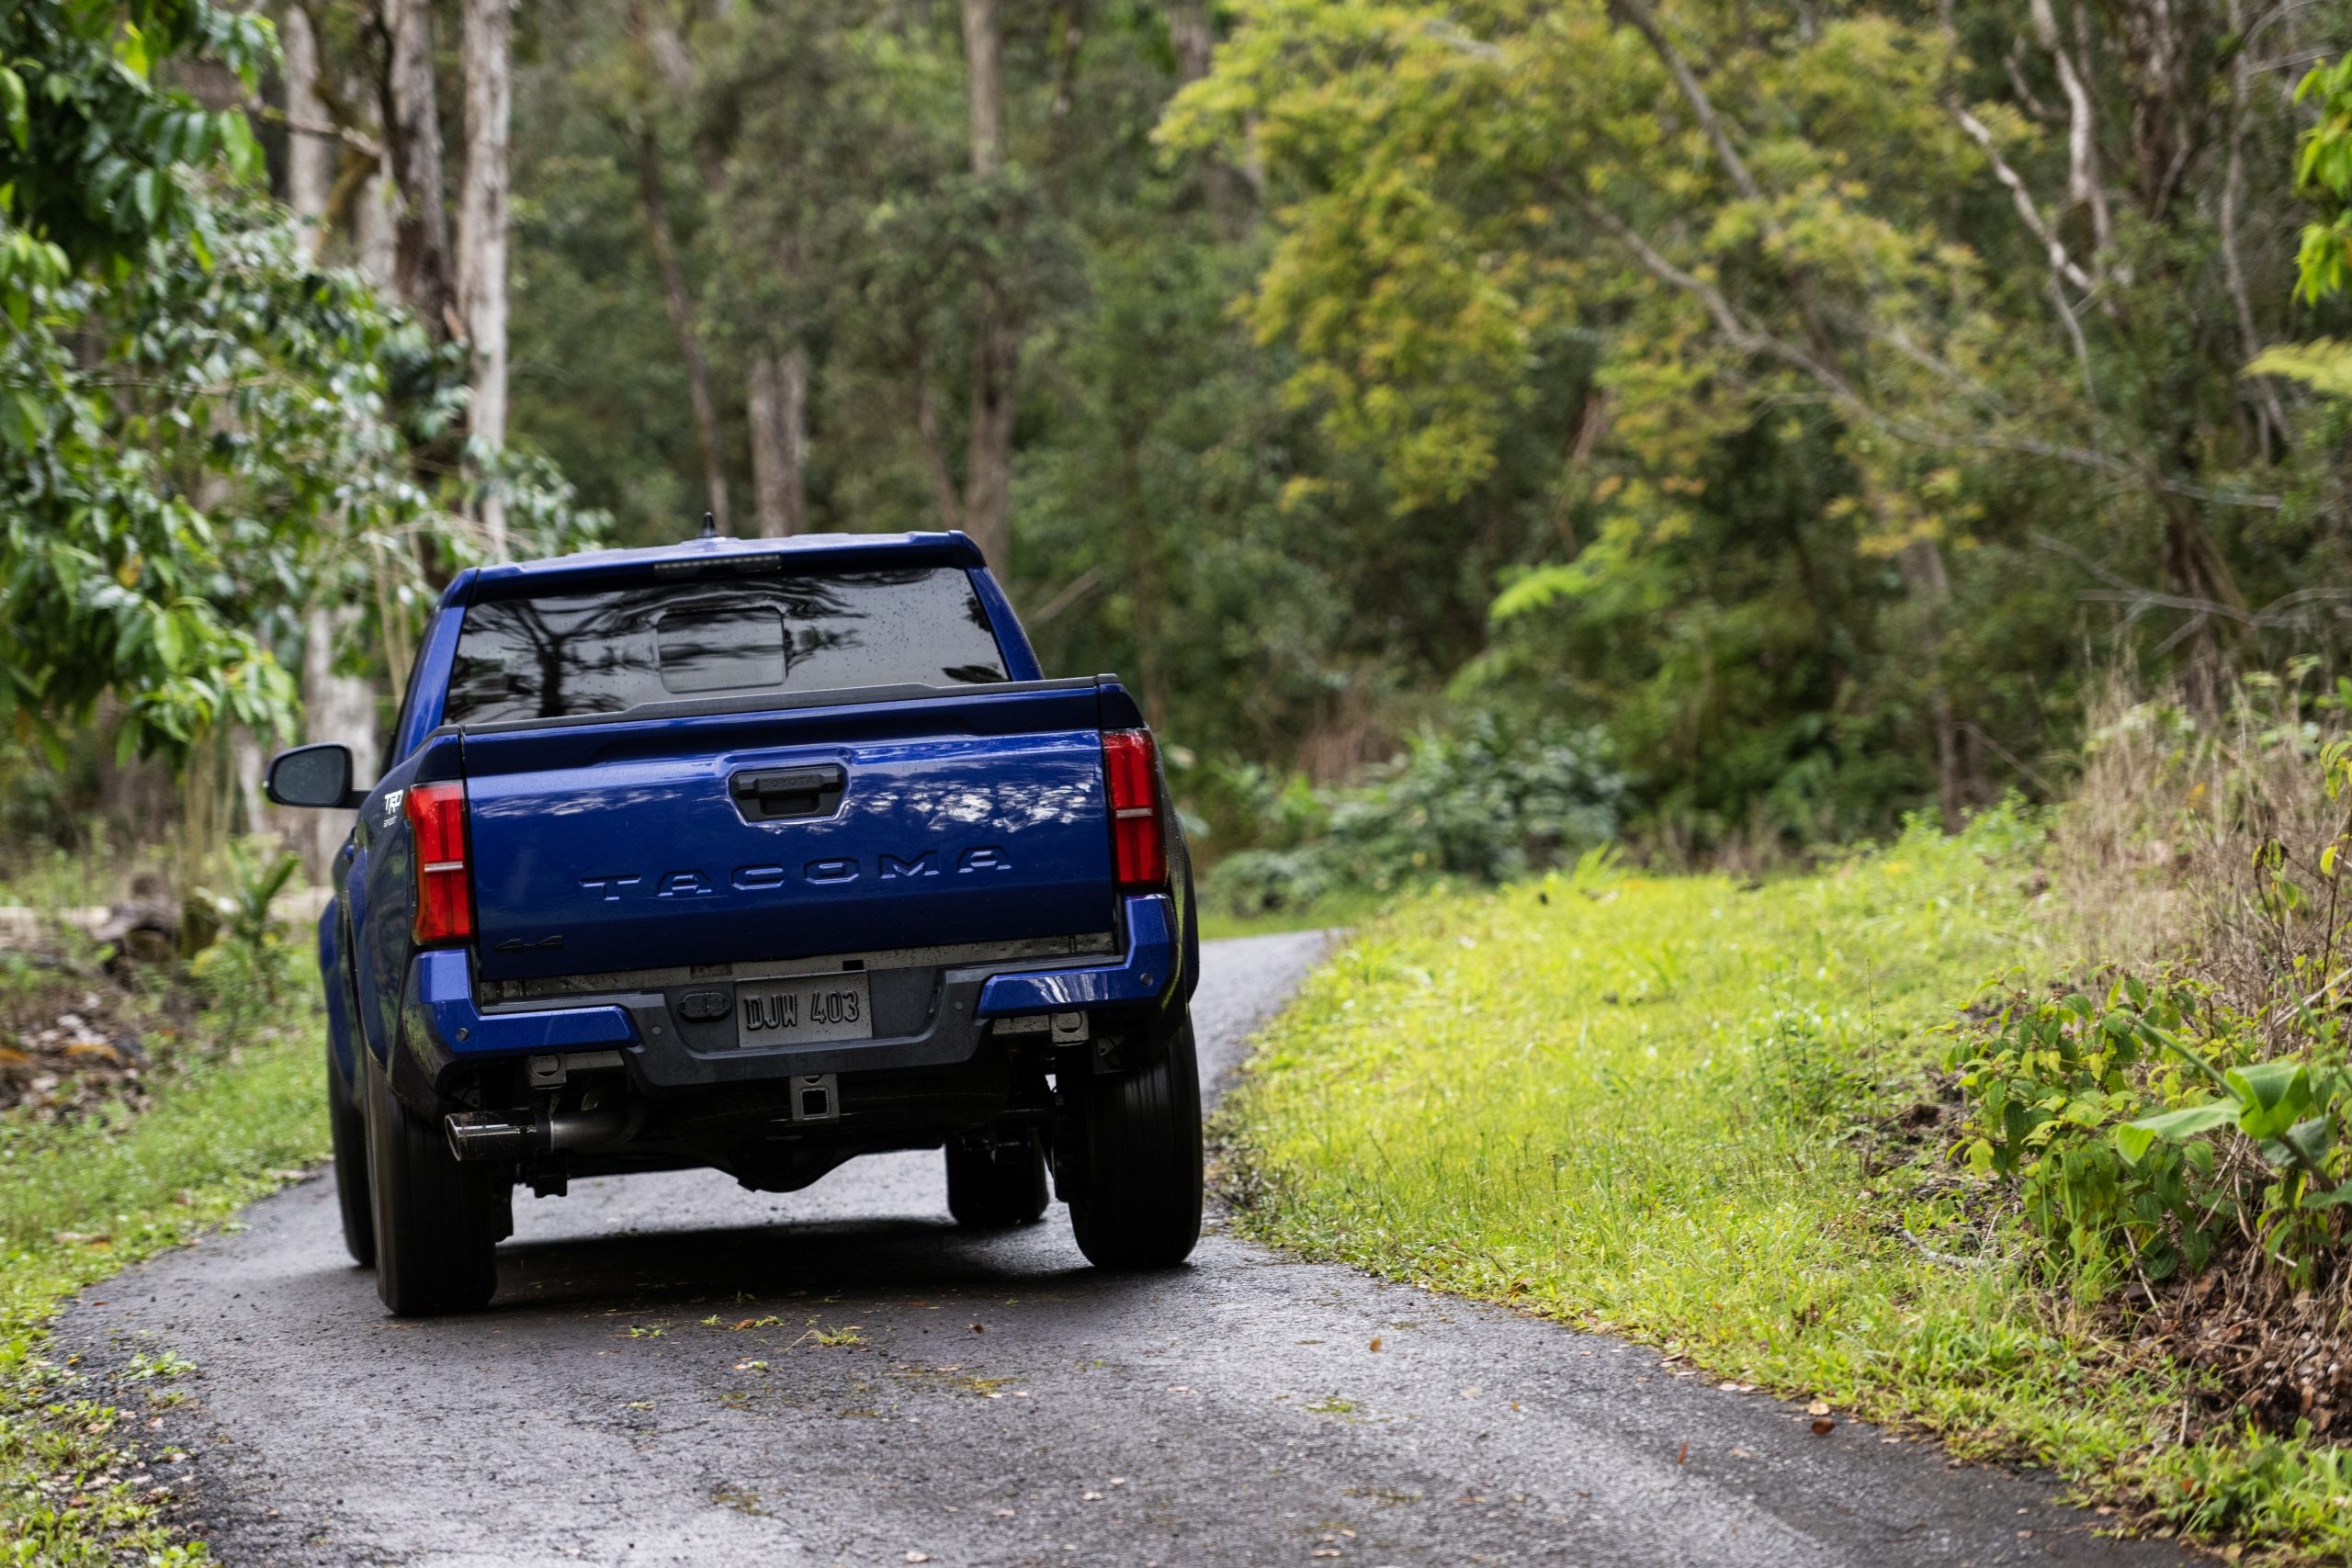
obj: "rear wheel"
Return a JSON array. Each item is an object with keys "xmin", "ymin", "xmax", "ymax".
[
  {"xmin": 362, "ymin": 1049, "xmax": 507, "ymax": 1316},
  {"xmin": 1069, "ymin": 1017, "xmax": 1204, "ymax": 1270},
  {"xmin": 946, "ymin": 1135, "xmax": 1047, "ymax": 1228},
  {"xmin": 327, "ymin": 1045, "xmax": 374, "ymax": 1267}
]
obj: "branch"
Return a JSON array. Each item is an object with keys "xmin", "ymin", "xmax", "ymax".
[
  {"xmin": 249, "ymin": 103, "xmax": 386, "ymax": 164},
  {"xmin": 1577, "ymin": 197, "xmax": 2287, "ymax": 509},
  {"xmin": 1025, "ymin": 565, "xmax": 1104, "ymax": 627},
  {"xmin": 2222, "ymin": 0, "xmax": 2291, "ymax": 457},
  {"xmin": 2033, "ymin": 534, "xmax": 2333, "ymax": 623},
  {"xmin": 2001, "ymin": 39, "xmax": 2062, "ymax": 121},
  {"xmin": 1605, "ymin": 0, "xmax": 1762, "ymax": 204},
  {"xmin": 1949, "ymin": 100, "xmax": 2098, "ymax": 295},
  {"xmin": 2024, "ymin": 0, "xmax": 2113, "ymax": 262}
]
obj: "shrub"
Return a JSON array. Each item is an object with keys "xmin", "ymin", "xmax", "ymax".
[
  {"xmin": 1202, "ymin": 714, "xmax": 1626, "ymax": 913},
  {"xmin": 1943, "ymin": 668, "xmax": 2352, "ymax": 1433}
]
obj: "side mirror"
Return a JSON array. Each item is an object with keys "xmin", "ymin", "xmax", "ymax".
[{"xmin": 266, "ymin": 743, "xmax": 364, "ymax": 809}]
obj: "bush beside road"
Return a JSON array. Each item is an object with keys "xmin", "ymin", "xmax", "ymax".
[{"xmin": 1222, "ymin": 810, "xmax": 2352, "ymax": 1562}]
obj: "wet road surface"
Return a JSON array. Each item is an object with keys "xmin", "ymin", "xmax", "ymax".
[{"xmin": 62, "ymin": 931, "xmax": 2191, "ymax": 1567}]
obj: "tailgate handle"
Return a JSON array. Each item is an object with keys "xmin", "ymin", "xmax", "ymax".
[{"xmin": 731, "ymin": 764, "xmax": 847, "ymax": 822}]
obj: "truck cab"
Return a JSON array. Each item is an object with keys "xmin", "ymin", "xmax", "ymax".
[{"xmin": 269, "ymin": 530, "xmax": 1203, "ymax": 1315}]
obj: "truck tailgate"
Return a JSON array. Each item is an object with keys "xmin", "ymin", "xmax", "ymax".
[{"xmin": 459, "ymin": 684, "xmax": 1116, "ymax": 981}]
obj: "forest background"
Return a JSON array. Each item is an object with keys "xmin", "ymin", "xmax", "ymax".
[{"xmin": 14, "ymin": 0, "xmax": 2352, "ymax": 896}]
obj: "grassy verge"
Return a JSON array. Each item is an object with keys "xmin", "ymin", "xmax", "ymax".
[
  {"xmin": 1197, "ymin": 886, "xmax": 1392, "ymax": 942},
  {"xmin": 0, "ymin": 1019, "xmax": 327, "ymax": 1563},
  {"xmin": 1222, "ymin": 812, "xmax": 2342, "ymax": 1558}
]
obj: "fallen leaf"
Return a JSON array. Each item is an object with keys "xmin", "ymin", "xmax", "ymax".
[
  {"xmin": 971, "ymin": 1323, "xmax": 985, "ymax": 1334},
  {"xmin": 1368, "ymin": 1337, "xmax": 1383, "ymax": 1352},
  {"xmin": 1676, "ymin": 1441, "xmax": 1688, "ymax": 1465},
  {"xmin": 1810, "ymin": 1417, "xmax": 1836, "ymax": 1436}
]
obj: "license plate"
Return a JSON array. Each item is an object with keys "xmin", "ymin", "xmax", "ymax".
[{"xmin": 734, "ymin": 973, "xmax": 874, "ymax": 1048}]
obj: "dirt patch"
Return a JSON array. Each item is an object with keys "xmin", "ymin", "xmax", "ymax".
[
  {"xmin": 2113, "ymin": 1251, "xmax": 2352, "ymax": 1441},
  {"xmin": 0, "ymin": 937, "xmax": 194, "ymax": 1121},
  {"xmin": 1871, "ymin": 1059, "xmax": 2352, "ymax": 1444}
]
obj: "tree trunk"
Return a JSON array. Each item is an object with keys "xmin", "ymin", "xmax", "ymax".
[
  {"xmin": 300, "ymin": 607, "xmax": 380, "ymax": 884},
  {"xmin": 1896, "ymin": 537, "xmax": 1970, "ymax": 831},
  {"xmin": 353, "ymin": 160, "xmax": 401, "ymax": 289},
  {"xmin": 1164, "ymin": 0, "xmax": 1247, "ymax": 231},
  {"xmin": 963, "ymin": 319, "xmax": 1016, "ymax": 571},
  {"xmin": 748, "ymin": 346, "xmax": 808, "ymax": 537},
  {"xmin": 280, "ymin": 4, "xmax": 335, "ymax": 260},
  {"xmin": 959, "ymin": 0, "xmax": 1014, "ymax": 571},
  {"xmin": 635, "ymin": 130, "xmax": 731, "ymax": 535},
  {"xmin": 961, "ymin": 0, "xmax": 1004, "ymax": 177},
  {"xmin": 374, "ymin": 0, "xmax": 457, "ymax": 338},
  {"xmin": 912, "ymin": 365, "xmax": 962, "ymax": 532},
  {"xmin": 457, "ymin": 0, "xmax": 514, "ymax": 558},
  {"xmin": 1116, "ymin": 428, "xmax": 1167, "ymax": 733}
]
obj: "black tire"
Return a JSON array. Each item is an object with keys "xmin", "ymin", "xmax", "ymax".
[
  {"xmin": 362, "ymin": 1049, "xmax": 506, "ymax": 1316},
  {"xmin": 1069, "ymin": 1017, "xmax": 1204, "ymax": 1269},
  {"xmin": 327, "ymin": 1044, "xmax": 375, "ymax": 1267},
  {"xmin": 946, "ymin": 1136, "xmax": 1048, "ymax": 1228}
]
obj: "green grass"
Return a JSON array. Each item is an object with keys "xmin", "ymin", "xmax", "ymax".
[
  {"xmin": 1196, "ymin": 886, "xmax": 1393, "ymax": 942},
  {"xmin": 1225, "ymin": 814, "xmax": 2352, "ymax": 1561},
  {"xmin": 0, "ymin": 1003, "xmax": 328, "ymax": 1564}
]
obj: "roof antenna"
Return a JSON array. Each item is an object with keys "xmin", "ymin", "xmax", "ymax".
[{"xmin": 696, "ymin": 510, "xmax": 718, "ymax": 540}]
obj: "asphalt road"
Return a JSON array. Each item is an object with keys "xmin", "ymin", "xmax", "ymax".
[{"xmin": 62, "ymin": 931, "xmax": 2191, "ymax": 1568}]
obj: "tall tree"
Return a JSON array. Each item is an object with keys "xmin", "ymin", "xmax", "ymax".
[
  {"xmin": 279, "ymin": 3, "xmax": 336, "ymax": 257},
  {"xmin": 748, "ymin": 344, "xmax": 808, "ymax": 536},
  {"xmin": 373, "ymin": 0, "xmax": 456, "ymax": 339},
  {"xmin": 634, "ymin": 124, "xmax": 732, "ymax": 533},
  {"xmin": 458, "ymin": 0, "xmax": 515, "ymax": 557},
  {"xmin": 276, "ymin": 2, "xmax": 387, "ymax": 866},
  {"xmin": 959, "ymin": 0, "xmax": 1017, "ymax": 570}
]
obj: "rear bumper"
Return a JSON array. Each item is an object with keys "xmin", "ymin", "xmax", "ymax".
[{"xmin": 399, "ymin": 893, "xmax": 1183, "ymax": 1096}]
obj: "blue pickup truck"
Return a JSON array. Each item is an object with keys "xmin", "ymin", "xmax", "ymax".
[{"xmin": 264, "ymin": 530, "xmax": 1203, "ymax": 1315}]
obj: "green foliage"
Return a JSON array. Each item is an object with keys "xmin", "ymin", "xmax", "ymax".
[
  {"xmin": 1204, "ymin": 715, "xmax": 1624, "ymax": 912},
  {"xmin": 1945, "ymin": 979, "xmax": 2238, "ymax": 1287},
  {"xmin": 2295, "ymin": 54, "xmax": 2352, "ymax": 303},
  {"xmin": 189, "ymin": 837, "xmax": 302, "ymax": 1008},
  {"xmin": 0, "ymin": 0, "xmax": 269, "ymax": 300},
  {"xmin": 1948, "ymin": 715, "xmax": 2352, "ymax": 1304},
  {"xmin": 0, "ymin": 0, "xmax": 601, "ymax": 765},
  {"xmin": 2143, "ymin": 1421, "xmax": 2352, "ymax": 1542},
  {"xmin": 0, "ymin": 951, "xmax": 327, "ymax": 1564},
  {"xmin": 2244, "ymin": 338, "xmax": 2352, "ymax": 396},
  {"xmin": 1227, "ymin": 812, "xmax": 2352, "ymax": 1557},
  {"xmin": 1142, "ymin": 0, "xmax": 2352, "ymax": 846}
]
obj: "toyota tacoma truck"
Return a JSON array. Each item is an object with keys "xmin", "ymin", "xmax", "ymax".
[{"xmin": 265, "ymin": 530, "xmax": 1202, "ymax": 1315}]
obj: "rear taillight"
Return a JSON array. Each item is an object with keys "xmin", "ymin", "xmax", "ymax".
[
  {"xmin": 1102, "ymin": 729, "xmax": 1168, "ymax": 892},
  {"xmin": 405, "ymin": 782, "xmax": 475, "ymax": 946}
]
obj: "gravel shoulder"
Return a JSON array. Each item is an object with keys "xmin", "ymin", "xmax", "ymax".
[{"xmin": 61, "ymin": 932, "xmax": 2191, "ymax": 1567}]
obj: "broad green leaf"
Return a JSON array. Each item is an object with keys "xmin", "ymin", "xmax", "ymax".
[
  {"xmin": 0, "ymin": 67, "xmax": 26, "ymax": 152},
  {"xmin": 2225, "ymin": 1060, "xmax": 2313, "ymax": 1138},
  {"xmin": 2115, "ymin": 1101, "xmax": 2238, "ymax": 1166}
]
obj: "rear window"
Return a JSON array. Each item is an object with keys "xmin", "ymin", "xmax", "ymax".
[{"xmin": 444, "ymin": 568, "xmax": 1008, "ymax": 726}]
